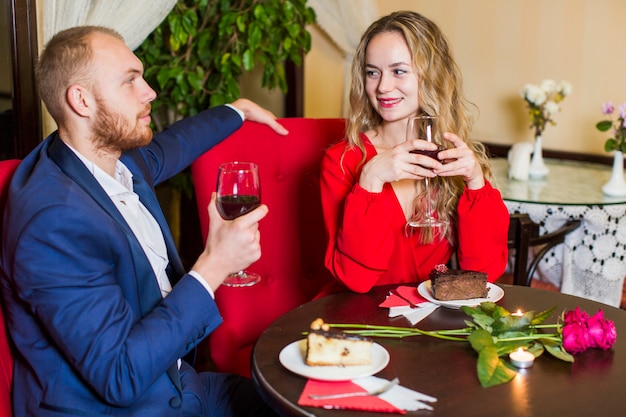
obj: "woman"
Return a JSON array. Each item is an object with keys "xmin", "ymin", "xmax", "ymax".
[{"xmin": 321, "ymin": 11, "xmax": 509, "ymax": 293}]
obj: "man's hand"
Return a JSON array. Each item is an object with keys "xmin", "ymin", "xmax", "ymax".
[
  {"xmin": 230, "ymin": 98, "xmax": 289, "ymax": 135},
  {"xmin": 192, "ymin": 193, "xmax": 268, "ymax": 291}
]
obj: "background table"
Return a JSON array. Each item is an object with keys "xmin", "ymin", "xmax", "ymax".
[
  {"xmin": 491, "ymin": 157, "xmax": 626, "ymax": 307},
  {"xmin": 252, "ymin": 285, "xmax": 626, "ymax": 417}
]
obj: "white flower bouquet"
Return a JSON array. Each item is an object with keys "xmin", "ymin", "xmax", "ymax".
[{"xmin": 520, "ymin": 79, "xmax": 572, "ymax": 137}]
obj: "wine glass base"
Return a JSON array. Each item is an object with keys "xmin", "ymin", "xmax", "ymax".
[
  {"xmin": 222, "ymin": 271, "xmax": 261, "ymax": 287},
  {"xmin": 407, "ymin": 219, "xmax": 448, "ymax": 228}
]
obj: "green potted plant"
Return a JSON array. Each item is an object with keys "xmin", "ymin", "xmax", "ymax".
[{"xmin": 135, "ymin": 0, "xmax": 316, "ymax": 250}]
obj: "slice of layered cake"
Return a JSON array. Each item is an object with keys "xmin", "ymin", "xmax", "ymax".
[
  {"xmin": 429, "ymin": 264, "xmax": 489, "ymax": 301},
  {"xmin": 305, "ymin": 318, "xmax": 373, "ymax": 367}
]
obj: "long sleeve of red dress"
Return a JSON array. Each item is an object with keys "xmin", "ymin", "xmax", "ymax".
[{"xmin": 320, "ymin": 136, "xmax": 509, "ymax": 293}]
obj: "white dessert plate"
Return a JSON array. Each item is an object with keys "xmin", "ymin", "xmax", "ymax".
[
  {"xmin": 417, "ymin": 281, "xmax": 504, "ymax": 309},
  {"xmin": 278, "ymin": 339, "xmax": 390, "ymax": 381}
]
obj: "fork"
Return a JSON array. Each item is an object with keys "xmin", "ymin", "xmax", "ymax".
[{"xmin": 308, "ymin": 377, "xmax": 400, "ymax": 400}]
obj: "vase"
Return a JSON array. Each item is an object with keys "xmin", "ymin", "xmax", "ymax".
[
  {"xmin": 528, "ymin": 135, "xmax": 549, "ymax": 178},
  {"xmin": 602, "ymin": 151, "xmax": 626, "ymax": 197}
]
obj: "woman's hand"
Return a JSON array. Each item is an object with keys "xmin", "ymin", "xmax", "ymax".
[
  {"xmin": 359, "ymin": 139, "xmax": 442, "ymax": 193},
  {"xmin": 434, "ymin": 132, "xmax": 485, "ymax": 190}
]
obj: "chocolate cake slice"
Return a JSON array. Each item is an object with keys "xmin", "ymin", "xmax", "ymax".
[{"xmin": 429, "ymin": 264, "xmax": 489, "ymax": 301}]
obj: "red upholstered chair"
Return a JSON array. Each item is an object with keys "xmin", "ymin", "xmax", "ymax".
[
  {"xmin": 191, "ymin": 118, "xmax": 345, "ymax": 376},
  {"xmin": 0, "ymin": 159, "xmax": 21, "ymax": 417}
]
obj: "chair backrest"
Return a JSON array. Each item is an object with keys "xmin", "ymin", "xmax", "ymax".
[
  {"xmin": 191, "ymin": 118, "xmax": 345, "ymax": 376},
  {"xmin": 508, "ymin": 212, "xmax": 581, "ymax": 286},
  {"xmin": 0, "ymin": 159, "xmax": 20, "ymax": 417}
]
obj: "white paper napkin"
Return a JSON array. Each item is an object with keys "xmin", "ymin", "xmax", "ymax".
[
  {"xmin": 388, "ymin": 302, "xmax": 440, "ymax": 325},
  {"xmin": 352, "ymin": 376, "xmax": 437, "ymax": 411}
]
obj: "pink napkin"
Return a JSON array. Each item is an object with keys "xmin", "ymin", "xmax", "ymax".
[
  {"xmin": 379, "ymin": 285, "xmax": 429, "ymax": 308},
  {"xmin": 298, "ymin": 379, "xmax": 406, "ymax": 414}
]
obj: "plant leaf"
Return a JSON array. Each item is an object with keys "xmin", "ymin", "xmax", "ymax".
[
  {"xmin": 605, "ymin": 139, "xmax": 617, "ymax": 152},
  {"xmin": 544, "ymin": 343, "xmax": 575, "ymax": 362},
  {"xmin": 468, "ymin": 329, "xmax": 495, "ymax": 352},
  {"xmin": 531, "ymin": 306, "xmax": 556, "ymax": 325},
  {"xmin": 476, "ymin": 345, "xmax": 518, "ymax": 388},
  {"xmin": 596, "ymin": 120, "xmax": 613, "ymax": 131}
]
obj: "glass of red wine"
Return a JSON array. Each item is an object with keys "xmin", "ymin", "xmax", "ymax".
[
  {"xmin": 216, "ymin": 161, "xmax": 262, "ymax": 287},
  {"xmin": 406, "ymin": 115, "xmax": 449, "ymax": 231}
]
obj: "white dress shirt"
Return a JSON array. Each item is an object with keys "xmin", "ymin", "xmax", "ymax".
[
  {"xmin": 67, "ymin": 146, "xmax": 215, "ymax": 299},
  {"xmin": 65, "ymin": 104, "xmax": 245, "ymax": 299}
]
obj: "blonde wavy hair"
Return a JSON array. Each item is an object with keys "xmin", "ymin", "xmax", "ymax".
[{"xmin": 345, "ymin": 11, "xmax": 493, "ymax": 244}]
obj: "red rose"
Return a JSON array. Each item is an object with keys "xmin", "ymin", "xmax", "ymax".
[
  {"xmin": 563, "ymin": 307, "xmax": 589, "ymax": 325},
  {"xmin": 562, "ymin": 308, "xmax": 617, "ymax": 354},
  {"xmin": 562, "ymin": 321, "xmax": 591, "ymax": 354},
  {"xmin": 586, "ymin": 310, "xmax": 617, "ymax": 350}
]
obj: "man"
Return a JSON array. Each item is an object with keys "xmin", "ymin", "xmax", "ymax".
[{"xmin": 0, "ymin": 25, "xmax": 287, "ymax": 416}]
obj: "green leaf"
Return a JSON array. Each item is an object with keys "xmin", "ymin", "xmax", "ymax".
[
  {"xmin": 243, "ymin": 49, "xmax": 254, "ymax": 71},
  {"xmin": 531, "ymin": 306, "xmax": 556, "ymax": 325},
  {"xmin": 286, "ymin": 23, "xmax": 300, "ymax": 38},
  {"xmin": 182, "ymin": 9, "xmax": 198, "ymax": 35},
  {"xmin": 597, "ymin": 120, "xmax": 613, "ymax": 132},
  {"xmin": 544, "ymin": 344, "xmax": 575, "ymax": 362},
  {"xmin": 236, "ymin": 14, "xmax": 247, "ymax": 33},
  {"xmin": 468, "ymin": 329, "xmax": 495, "ymax": 352},
  {"xmin": 476, "ymin": 345, "xmax": 518, "ymax": 388},
  {"xmin": 187, "ymin": 72, "xmax": 203, "ymax": 92},
  {"xmin": 248, "ymin": 23, "xmax": 262, "ymax": 51},
  {"xmin": 605, "ymin": 139, "xmax": 618, "ymax": 152}
]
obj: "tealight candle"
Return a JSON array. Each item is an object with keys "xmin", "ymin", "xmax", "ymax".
[{"xmin": 509, "ymin": 348, "xmax": 534, "ymax": 368}]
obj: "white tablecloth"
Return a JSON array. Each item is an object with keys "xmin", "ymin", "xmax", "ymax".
[
  {"xmin": 492, "ymin": 158, "xmax": 626, "ymax": 307},
  {"xmin": 505, "ymin": 201, "xmax": 626, "ymax": 307}
]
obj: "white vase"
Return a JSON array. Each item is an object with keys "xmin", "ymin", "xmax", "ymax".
[
  {"xmin": 602, "ymin": 151, "xmax": 626, "ymax": 197},
  {"xmin": 528, "ymin": 135, "xmax": 549, "ymax": 178}
]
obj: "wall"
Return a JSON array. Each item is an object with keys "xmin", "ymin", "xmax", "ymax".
[
  {"xmin": 304, "ymin": 0, "xmax": 626, "ymax": 156},
  {"xmin": 0, "ymin": 2, "xmax": 12, "ymax": 112}
]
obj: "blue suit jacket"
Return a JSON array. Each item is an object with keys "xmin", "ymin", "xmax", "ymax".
[{"xmin": 0, "ymin": 106, "xmax": 242, "ymax": 416}]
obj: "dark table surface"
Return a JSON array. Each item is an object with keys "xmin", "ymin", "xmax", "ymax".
[{"xmin": 251, "ymin": 284, "xmax": 626, "ymax": 416}]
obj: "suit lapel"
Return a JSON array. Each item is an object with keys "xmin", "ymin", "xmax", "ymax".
[{"xmin": 47, "ymin": 137, "xmax": 163, "ymax": 317}]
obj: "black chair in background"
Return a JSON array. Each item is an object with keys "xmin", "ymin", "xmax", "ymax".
[{"xmin": 507, "ymin": 213, "xmax": 582, "ymax": 286}]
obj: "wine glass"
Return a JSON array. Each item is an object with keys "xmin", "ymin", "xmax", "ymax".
[
  {"xmin": 406, "ymin": 115, "xmax": 449, "ymax": 230},
  {"xmin": 216, "ymin": 161, "xmax": 262, "ymax": 287}
]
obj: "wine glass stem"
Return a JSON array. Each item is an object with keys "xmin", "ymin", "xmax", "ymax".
[{"xmin": 424, "ymin": 177, "xmax": 433, "ymax": 218}]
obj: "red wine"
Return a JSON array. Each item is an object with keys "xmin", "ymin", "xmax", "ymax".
[
  {"xmin": 409, "ymin": 146, "xmax": 444, "ymax": 160},
  {"xmin": 217, "ymin": 195, "xmax": 261, "ymax": 220}
]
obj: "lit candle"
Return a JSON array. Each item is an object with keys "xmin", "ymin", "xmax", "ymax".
[
  {"xmin": 509, "ymin": 348, "xmax": 534, "ymax": 368},
  {"xmin": 512, "ymin": 309, "xmax": 523, "ymax": 317}
]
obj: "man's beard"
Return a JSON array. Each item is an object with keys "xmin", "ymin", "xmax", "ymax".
[{"xmin": 92, "ymin": 97, "xmax": 153, "ymax": 153}]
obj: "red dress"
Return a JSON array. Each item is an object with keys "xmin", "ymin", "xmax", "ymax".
[{"xmin": 321, "ymin": 135, "xmax": 509, "ymax": 293}]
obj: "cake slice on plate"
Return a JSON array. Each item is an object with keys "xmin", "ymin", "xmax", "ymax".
[
  {"xmin": 305, "ymin": 318, "xmax": 373, "ymax": 367},
  {"xmin": 429, "ymin": 264, "xmax": 489, "ymax": 301}
]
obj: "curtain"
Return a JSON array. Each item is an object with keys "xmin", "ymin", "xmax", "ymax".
[
  {"xmin": 38, "ymin": 0, "xmax": 177, "ymax": 134},
  {"xmin": 308, "ymin": 0, "xmax": 379, "ymax": 116},
  {"xmin": 42, "ymin": 0, "xmax": 177, "ymax": 50}
]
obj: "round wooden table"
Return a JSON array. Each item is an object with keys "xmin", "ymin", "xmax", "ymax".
[{"xmin": 251, "ymin": 284, "xmax": 626, "ymax": 416}]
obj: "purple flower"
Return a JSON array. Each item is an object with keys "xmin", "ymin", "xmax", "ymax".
[{"xmin": 602, "ymin": 101, "xmax": 615, "ymax": 115}]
